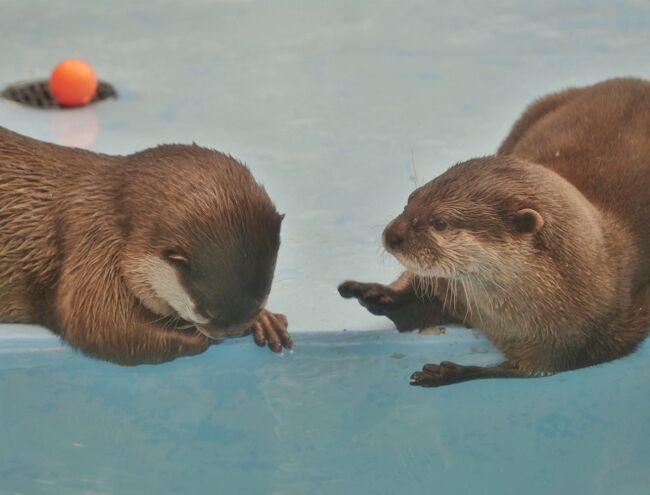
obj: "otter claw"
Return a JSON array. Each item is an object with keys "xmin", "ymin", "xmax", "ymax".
[{"xmin": 252, "ymin": 310, "xmax": 293, "ymax": 353}]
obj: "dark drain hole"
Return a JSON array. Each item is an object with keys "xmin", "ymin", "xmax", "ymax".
[{"xmin": 1, "ymin": 80, "xmax": 117, "ymax": 109}]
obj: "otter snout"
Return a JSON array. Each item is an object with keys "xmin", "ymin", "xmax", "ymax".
[
  {"xmin": 195, "ymin": 303, "xmax": 262, "ymax": 341},
  {"xmin": 197, "ymin": 321, "xmax": 253, "ymax": 341},
  {"xmin": 383, "ymin": 217, "xmax": 411, "ymax": 252},
  {"xmin": 196, "ymin": 324, "xmax": 228, "ymax": 342}
]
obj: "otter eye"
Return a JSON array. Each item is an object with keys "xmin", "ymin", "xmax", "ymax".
[
  {"xmin": 164, "ymin": 249, "xmax": 190, "ymax": 268},
  {"xmin": 431, "ymin": 218, "xmax": 448, "ymax": 232}
]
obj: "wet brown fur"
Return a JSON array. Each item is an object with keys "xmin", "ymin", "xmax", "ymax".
[
  {"xmin": 0, "ymin": 127, "xmax": 289, "ymax": 364},
  {"xmin": 340, "ymin": 78, "xmax": 650, "ymax": 386}
]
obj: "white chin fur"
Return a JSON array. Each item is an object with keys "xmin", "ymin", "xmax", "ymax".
[
  {"xmin": 391, "ymin": 254, "xmax": 440, "ymax": 277},
  {"xmin": 395, "ymin": 255, "xmax": 466, "ymax": 279},
  {"xmin": 142, "ymin": 256, "xmax": 208, "ymax": 323}
]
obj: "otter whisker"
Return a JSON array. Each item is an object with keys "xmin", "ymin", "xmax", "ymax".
[
  {"xmin": 472, "ymin": 275, "xmax": 492, "ymax": 321},
  {"xmin": 469, "ymin": 278, "xmax": 486, "ymax": 327},
  {"xmin": 428, "ymin": 276, "xmax": 437, "ymax": 300},
  {"xmin": 419, "ymin": 276, "xmax": 428, "ymax": 300},
  {"xmin": 460, "ymin": 280, "xmax": 472, "ymax": 323},
  {"xmin": 442, "ymin": 277, "xmax": 452, "ymax": 314},
  {"xmin": 144, "ymin": 309, "xmax": 178, "ymax": 327}
]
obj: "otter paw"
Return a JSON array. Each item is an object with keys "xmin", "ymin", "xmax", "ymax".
[
  {"xmin": 409, "ymin": 361, "xmax": 469, "ymax": 387},
  {"xmin": 338, "ymin": 280, "xmax": 399, "ymax": 316},
  {"xmin": 175, "ymin": 330, "xmax": 213, "ymax": 356},
  {"xmin": 252, "ymin": 310, "xmax": 293, "ymax": 353}
]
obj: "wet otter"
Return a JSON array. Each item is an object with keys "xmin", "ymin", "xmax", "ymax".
[
  {"xmin": 339, "ymin": 77, "xmax": 650, "ymax": 387},
  {"xmin": 0, "ymin": 126, "xmax": 292, "ymax": 365}
]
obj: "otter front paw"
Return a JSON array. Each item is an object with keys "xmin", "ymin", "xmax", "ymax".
[
  {"xmin": 410, "ymin": 361, "xmax": 472, "ymax": 387},
  {"xmin": 338, "ymin": 280, "xmax": 400, "ymax": 316},
  {"xmin": 252, "ymin": 310, "xmax": 293, "ymax": 353},
  {"xmin": 338, "ymin": 279, "xmax": 446, "ymax": 331}
]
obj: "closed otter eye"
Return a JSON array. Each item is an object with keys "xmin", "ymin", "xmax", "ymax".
[{"xmin": 163, "ymin": 248, "xmax": 190, "ymax": 268}]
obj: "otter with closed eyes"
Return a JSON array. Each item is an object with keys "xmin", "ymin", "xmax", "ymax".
[
  {"xmin": 0, "ymin": 127, "xmax": 292, "ymax": 364},
  {"xmin": 340, "ymin": 78, "xmax": 650, "ymax": 387}
]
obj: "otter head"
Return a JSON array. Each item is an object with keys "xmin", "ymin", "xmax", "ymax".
[
  {"xmin": 120, "ymin": 144, "xmax": 283, "ymax": 341},
  {"xmin": 381, "ymin": 156, "xmax": 583, "ymax": 283}
]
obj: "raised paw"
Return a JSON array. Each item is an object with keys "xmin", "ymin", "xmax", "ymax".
[
  {"xmin": 252, "ymin": 309, "xmax": 293, "ymax": 353},
  {"xmin": 409, "ymin": 361, "xmax": 473, "ymax": 387},
  {"xmin": 338, "ymin": 278, "xmax": 453, "ymax": 331},
  {"xmin": 338, "ymin": 280, "xmax": 399, "ymax": 316}
]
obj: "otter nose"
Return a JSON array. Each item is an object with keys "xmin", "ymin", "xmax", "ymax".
[
  {"xmin": 383, "ymin": 220, "xmax": 407, "ymax": 250},
  {"xmin": 385, "ymin": 230, "xmax": 404, "ymax": 250}
]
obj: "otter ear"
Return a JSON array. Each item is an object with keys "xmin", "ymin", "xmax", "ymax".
[
  {"xmin": 513, "ymin": 208, "xmax": 544, "ymax": 234},
  {"xmin": 164, "ymin": 248, "xmax": 190, "ymax": 267}
]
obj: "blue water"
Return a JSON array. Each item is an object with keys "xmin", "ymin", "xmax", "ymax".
[{"xmin": 1, "ymin": 328, "xmax": 649, "ymax": 495}]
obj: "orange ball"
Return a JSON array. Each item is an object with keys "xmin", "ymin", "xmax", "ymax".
[{"xmin": 48, "ymin": 59, "xmax": 98, "ymax": 107}]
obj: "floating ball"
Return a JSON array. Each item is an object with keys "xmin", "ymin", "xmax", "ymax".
[{"xmin": 48, "ymin": 59, "xmax": 98, "ymax": 107}]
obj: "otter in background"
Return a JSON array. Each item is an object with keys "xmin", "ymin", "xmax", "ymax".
[
  {"xmin": 0, "ymin": 127, "xmax": 292, "ymax": 365},
  {"xmin": 340, "ymin": 78, "xmax": 650, "ymax": 387}
]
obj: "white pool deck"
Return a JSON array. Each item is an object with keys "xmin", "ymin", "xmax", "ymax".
[{"xmin": 3, "ymin": 0, "xmax": 650, "ymax": 335}]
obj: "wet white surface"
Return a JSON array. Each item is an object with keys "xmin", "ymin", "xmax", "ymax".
[{"xmin": 2, "ymin": 0, "xmax": 650, "ymax": 332}]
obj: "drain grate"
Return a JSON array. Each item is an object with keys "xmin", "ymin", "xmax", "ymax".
[{"xmin": 1, "ymin": 79, "xmax": 117, "ymax": 109}]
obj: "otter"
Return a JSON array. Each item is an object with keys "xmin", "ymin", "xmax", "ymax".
[
  {"xmin": 339, "ymin": 77, "xmax": 650, "ymax": 387},
  {"xmin": 0, "ymin": 126, "xmax": 292, "ymax": 365}
]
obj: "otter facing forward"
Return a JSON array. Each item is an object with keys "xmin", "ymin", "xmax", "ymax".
[
  {"xmin": 340, "ymin": 78, "xmax": 650, "ymax": 386},
  {"xmin": 0, "ymin": 127, "xmax": 292, "ymax": 365}
]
